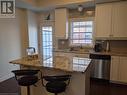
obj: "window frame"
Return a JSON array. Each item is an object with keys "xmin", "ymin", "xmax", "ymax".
[
  {"xmin": 39, "ymin": 21, "xmax": 54, "ymax": 67},
  {"xmin": 41, "ymin": 26, "xmax": 53, "ymax": 67},
  {"xmin": 69, "ymin": 17, "xmax": 94, "ymax": 48}
]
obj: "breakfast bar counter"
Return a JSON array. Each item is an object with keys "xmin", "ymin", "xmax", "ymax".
[
  {"xmin": 10, "ymin": 57, "xmax": 42, "ymax": 67},
  {"xmin": 10, "ymin": 55, "xmax": 91, "ymax": 73},
  {"xmin": 10, "ymin": 55, "xmax": 92, "ymax": 95}
]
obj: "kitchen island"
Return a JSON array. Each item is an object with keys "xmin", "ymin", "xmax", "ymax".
[{"xmin": 10, "ymin": 54, "xmax": 91, "ymax": 95}]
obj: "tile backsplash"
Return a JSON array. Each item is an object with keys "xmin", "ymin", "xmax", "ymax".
[
  {"xmin": 96, "ymin": 40, "xmax": 127, "ymax": 53},
  {"xmin": 110, "ymin": 40, "xmax": 127, "ymax": 53},
  {"xmin": 58, "ymin": 39, "xmax": 69, "ymax": 50},
  {"xmin": 57, "ymin": 39, "xmax": 127, "ymax": 53}
]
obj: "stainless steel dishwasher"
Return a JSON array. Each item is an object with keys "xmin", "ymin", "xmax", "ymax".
[{"xmin": 89, "ymin": 54, "xmax": 111, "ymax": 80}]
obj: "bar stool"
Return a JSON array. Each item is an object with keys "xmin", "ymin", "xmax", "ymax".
[
  {"xmin": 12, "ymin": 69, "xmax": 41, "ymax": 95},
  {"xmin": 42, "ymin": 75, "xmax": 71, "ymax": 95}
]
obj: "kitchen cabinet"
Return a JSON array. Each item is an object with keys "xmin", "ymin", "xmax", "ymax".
[
  {"xmin": 95, "ymin": 3, "xmax": 112, "ymax": 38},
  {"xmin": 110, "ymin": 56, "xmax": 127, "ymax": 83},
  {"xmin": 95, "ymin": 1, "xmax": 127, "ymax": 39},
  {"xmin": 110, "ymin": 56, "xmax": 120, "ymax": 82},
  {"xmin": 55, "ymin": 8, "xmax": 68, "ymax": 38},
  {"xmin": 112, "ymin": 2, "xmax": 127, "ymax": 38},
  {"xmin": 118, "ymin": 57, "xmax": 127, "ymax": 83}
]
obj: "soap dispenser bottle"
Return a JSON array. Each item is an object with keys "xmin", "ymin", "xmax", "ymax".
[{"xmin": 106, "ymin": 41, "xmax": 110, "ymax": 52}]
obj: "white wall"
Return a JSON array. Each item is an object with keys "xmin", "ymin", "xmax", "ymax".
[
  {"xmin": 19, "ymin": 9, "xmax": 29, "ymax": 56},
  {"xmin": 27, "ymin": 10, "xmax": 38, "ymax": 53},
  {"xmin": 0, "ymin": 8, "xmax": 28, "ymax": 82}
]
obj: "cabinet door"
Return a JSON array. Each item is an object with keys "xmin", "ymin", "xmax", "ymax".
[
  {"xmin": 55, "ymin": 8, "xmax": 68, "ymax": 38},
  {"xmin": 118, "ymin": 57, "xmax": 127, "ymax": 83},
  {"xmin": 110, "ymin": 56, "xmax": 120, "ymax": 82},
  {"xmin": 95, "ymin": 3, "xmax": 112, "ymax": 38},
  {"xmin": 112, "ymin": 1, "xmax": 127, "ymax": 38}
]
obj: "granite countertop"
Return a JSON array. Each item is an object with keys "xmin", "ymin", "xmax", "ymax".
[
  {"xmin": 89, "ymin": 50, "xmax": 127, "ymax": 57},
  {"xmin": 9, "ymin": 57, "xmax": 42, "ymax": 67},
  {"xmin": 9, "ymin": 55, "xmax": 91, "ymax": 73},
  {"xmin": 53, "ymin": 49, "xmax": 90, "ymax": 54},
  {"xmin": 54, "ymin": 49, "xmax": 127, "ymax": 56},
  {"xmin": 53, "ymin": 56, "xmax": 91, "ymax": 72}
]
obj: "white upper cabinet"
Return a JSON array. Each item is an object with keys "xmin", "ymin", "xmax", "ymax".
[
  {"xmin": 55, "ymin": 8, "xmax": 68, "ymax": 38},
  {"xmin": 112, "ymin": 1, "xmax": 127, "ymax": 37},
  {"xmin": 95, "ymin": 3, "xmax": 112, "ymax": 38},
  {"xmin": 95, "ymin": 1, "xmax": 127, "ymax": 39}
]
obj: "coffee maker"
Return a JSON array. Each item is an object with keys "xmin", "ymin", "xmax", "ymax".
[{"xmin": 94, "ymin": 42, "xmax": 102, "ymax": 52}]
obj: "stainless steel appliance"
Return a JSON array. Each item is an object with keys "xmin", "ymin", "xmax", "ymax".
[{"xmin": 89, "ymin": 54, "xmax": 111, "ymax": 80}]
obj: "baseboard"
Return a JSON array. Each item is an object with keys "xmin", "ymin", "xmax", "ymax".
[
  {"xmin": 110, "ymin": 80, "xmax": 127, "ymax": 86},
  {"xmin": 0, "ymin": 93, "xmax": 18, "ymax": 95},
  {"xmin": 0, "ymin": 73, "xmax": 14, "ymax": 82},
  {"xmin": 90, "ymin": 78, "xmax": 110, "ymax": 83}
]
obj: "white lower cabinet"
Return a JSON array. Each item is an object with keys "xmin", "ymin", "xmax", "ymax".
[
  {"xmin": 110, "ymin": 56, "xmax": 120, "ymax": 82},
  {"xmin": 110, "ymin": 56, "xmax": 127, "ymax": 83},
  {"xmin": 118, "ymin": 57, "xmax": 127, "ymax": 83}
]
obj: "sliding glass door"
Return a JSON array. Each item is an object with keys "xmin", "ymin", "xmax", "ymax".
[{"xmin": 42, "ymin": 26, "xmax": 53, "ymax": 67}]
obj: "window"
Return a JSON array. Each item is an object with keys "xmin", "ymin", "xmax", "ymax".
[
  {"xmin": 42, "ymin": 26, "xmax": 53, "ymax": 67},
  {"xmin": 70, "ymin": 20, "xmax": 93, "ymax": 46}
]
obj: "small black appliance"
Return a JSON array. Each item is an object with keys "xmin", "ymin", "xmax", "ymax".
[{"xmin": 94, "ymin": 43, "xmax": 102, "ymax": 52}]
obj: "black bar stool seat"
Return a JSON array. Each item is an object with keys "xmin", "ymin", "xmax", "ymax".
[
  {"xmin": 46, "ymin": 81, "xmax": 66, "ymax": 93},
  {"xmin": 12, "ymin": 69, "xmax": 40, "ymax": 95},
  {"xmin": 17, "ymin": 75, "xmax": 38, "ymax": 86},
  {"xmin": 42, "ymin": 75, "xmax": 71, "ymax": 95}
]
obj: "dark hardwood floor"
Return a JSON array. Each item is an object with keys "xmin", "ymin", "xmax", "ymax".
[
  {"xmin": 0, "ymin": 77, "xmax": 127, "ymax": 95},
  {"xmin": 0, "ymin": 77, "xmax": 20, "ymax": 93},
  {"xmin": 90, "ymin": 78, "xmax": 127, "ymax": 95}
]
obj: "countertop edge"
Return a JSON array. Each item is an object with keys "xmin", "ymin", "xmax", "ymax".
[
  {"xmin": 89, "ymin": 50, "xmax": 127, "ymax": 57},
  {"xmin": 54, "ymin": 49, "xmax": 127, "ymax": 56},
  {"xmin": 9, "ymin": 57, "xmax": 92, "ymax": 73},
  {"xmin": 9, "ymin": 61, "xmax": 43, "ymax": 67}
]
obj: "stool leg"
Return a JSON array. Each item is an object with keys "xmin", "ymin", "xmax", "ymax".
[
  {"xmin": 55, "ymin": 93, "xmax": 57, "ymax": 95},
  {"xmin": 27, "ymin": 86, "xmax": 30, "ymax": 95}
]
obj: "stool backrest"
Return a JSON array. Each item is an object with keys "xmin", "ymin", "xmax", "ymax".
[
  {"xmin": 12, "ymin": 69, "xmax": 41, "ymax": 86},
  {"xmin": 12, "ymin": 70, "xmax": 40, "ymax": 76},
  {"xmin": 42, "ymin": 75, "xmax": 71, "ymax": 87}
]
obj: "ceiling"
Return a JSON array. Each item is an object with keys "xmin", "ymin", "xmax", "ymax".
[
  {"xmin": 16, "ymin": 0, "xmax": 95, "ymax": 12},
  {"xmin": 15, "ymin": 0, "xmax": 122, "ymax": 12}
]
